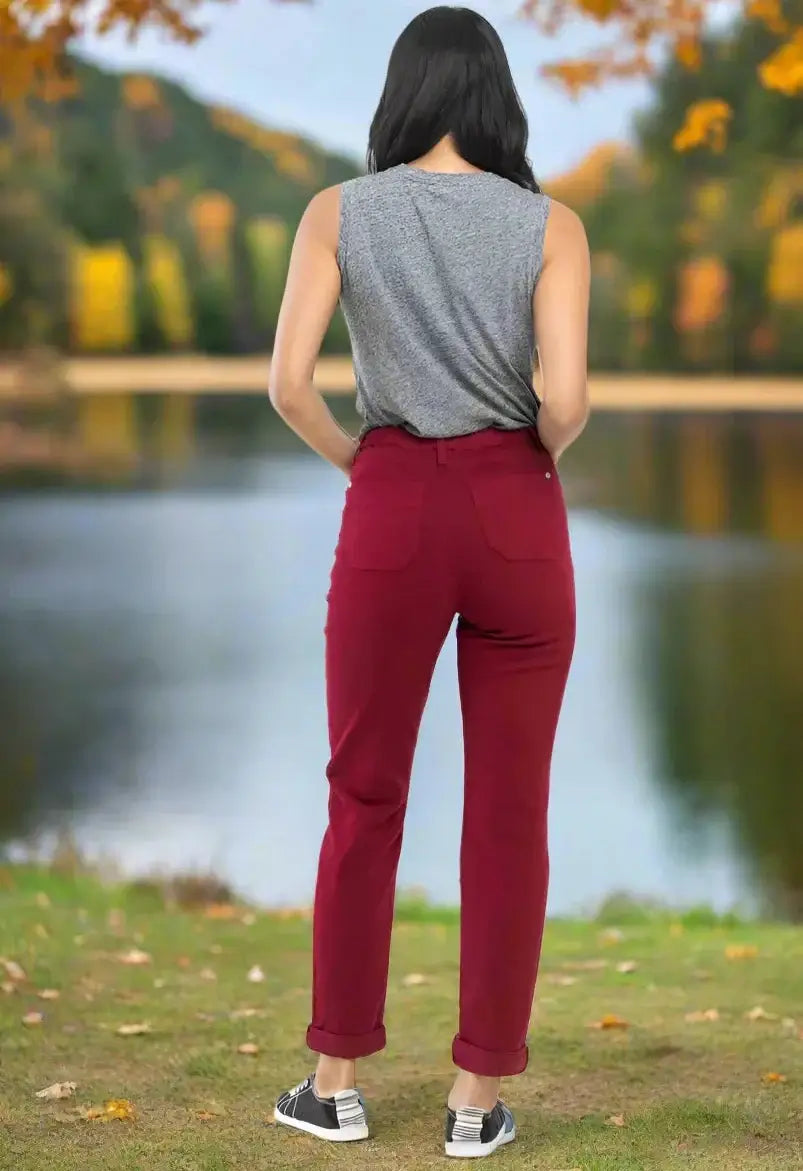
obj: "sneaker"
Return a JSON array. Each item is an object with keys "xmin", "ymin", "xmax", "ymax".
[
  {"xmin": 445, "ymin": 1100, "xmax": 516, "ymax": 1158},
  {"xmin": 274, "ymin": 1073, "xmax": 369, "ymax": 1142}
]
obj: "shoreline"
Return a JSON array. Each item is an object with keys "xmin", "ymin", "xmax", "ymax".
[{"xmin": 1, "ymin": 354, "xmax": 802, "ymax": 410}]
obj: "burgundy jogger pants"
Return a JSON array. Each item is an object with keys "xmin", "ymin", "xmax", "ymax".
[{"xmin": 306, "ymin": 424, "xmax": 576, "ymax": 1077}]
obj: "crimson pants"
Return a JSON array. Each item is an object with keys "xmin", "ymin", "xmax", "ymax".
[{"xmin": 307, "ymin": 424, "xmax": 576, "ymax": 1077}]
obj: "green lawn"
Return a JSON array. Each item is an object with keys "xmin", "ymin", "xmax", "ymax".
[{"xmin": 0, "ymin": 867, "xmax": 801, "ymax": 1170}]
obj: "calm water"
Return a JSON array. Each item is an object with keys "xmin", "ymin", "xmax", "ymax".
[{"xmin": 1, "ymin": 395, "xmax": 801, "ymax": 917}]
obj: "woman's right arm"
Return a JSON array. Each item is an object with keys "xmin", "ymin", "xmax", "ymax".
[{"xmin": 533, "ymin": 199, "xmax": 591, "ymax": 461}]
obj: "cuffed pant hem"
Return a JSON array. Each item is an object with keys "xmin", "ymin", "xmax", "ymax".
[
  {"xmin": 452, "ymin": 1034, "xmax": 528, "ymax": 1077},
  {"xmin": 306, "ymin": 1023, "xmax": 386, "ymax": 1060}
]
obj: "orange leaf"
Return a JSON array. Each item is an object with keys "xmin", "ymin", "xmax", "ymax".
[
  {"xmin": 237, "ymin": 1042, "xmax": 259, "ymax": 1056},
  {"xmin": 84, "ymin": 1098, "xmax": 136, "ymax": 1121},
  {"xmin": 725, "ymin": 944, "xmax": 759, "ymax": 960},
  {"xmin": 762, "ymin": 1071, "xmax": 787, "ymax": 1084},
  {"xmin": 22, "ymin": 1011, "xmax": 43, "ymax": 1026},
  {"xmin": 589, "ymin": 1013, "xmax": 629, "ymax": 1030},
  {"xmin": 606, "ymin": 1113, "xmax": 627, "ymax": 1127}
]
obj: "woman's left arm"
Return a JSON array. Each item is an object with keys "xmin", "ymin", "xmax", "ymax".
[{"xmin": 268, "ymin": 184, "xmax": 358, "ymax": 475}]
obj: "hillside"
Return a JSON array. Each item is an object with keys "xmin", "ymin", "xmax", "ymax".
[{"xmin": 0, "ymin": 58, "xmax": 361, "ymax": 354}]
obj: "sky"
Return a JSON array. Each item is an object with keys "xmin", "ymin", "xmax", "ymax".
[{"xmin": 81, "ymin": 0, "xmax": 656, "ymax": 180}]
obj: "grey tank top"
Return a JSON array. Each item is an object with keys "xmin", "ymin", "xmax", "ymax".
[{"xmin": 337, "ymin": 163, "xmax": 551, "ymax": 439}]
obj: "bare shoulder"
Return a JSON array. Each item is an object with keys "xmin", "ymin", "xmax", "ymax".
[
  {"xmin": 543, "ymin": 198, "xmax": 589, "ymax": 262},
  {"xmin": 298, "ymin": 183, "xmax": 342, "ymax": 249}
]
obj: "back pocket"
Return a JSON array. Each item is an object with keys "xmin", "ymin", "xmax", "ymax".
[
  {"xmin": 340, "ymin": 478, "xmax": 425, "ymax": 570},
  {"xmin": 470, "ymin": 471, "xmax": 569, "ymax": 561}
]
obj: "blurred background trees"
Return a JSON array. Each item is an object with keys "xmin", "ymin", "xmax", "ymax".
[{"xmin": 0, "ymin": 7, "xmax": 800, "ymax": 367}]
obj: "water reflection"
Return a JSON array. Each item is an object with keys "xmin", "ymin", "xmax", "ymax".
[{"xmin": 0, "ymin": 391, "xmax": 800, "ymax": 916}]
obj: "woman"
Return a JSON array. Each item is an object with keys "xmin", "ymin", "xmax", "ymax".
[{"xmin": 269, "ymin": 5, "xmax": 589, "ymax": 1160}]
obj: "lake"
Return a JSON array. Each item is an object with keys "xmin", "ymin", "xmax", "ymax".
[{"xmin": 1, "ymin": 394, "xmax": 801, "ymax": 918}]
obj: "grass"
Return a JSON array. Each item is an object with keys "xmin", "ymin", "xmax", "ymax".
[{"xmin": 0, "ymin": 866, "xmax": 801, "ymax": 1170}]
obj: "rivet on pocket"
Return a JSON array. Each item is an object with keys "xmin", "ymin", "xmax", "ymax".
[{"xmin": 545, "ymin": 471, "xmax": 552, "ymax": 479}]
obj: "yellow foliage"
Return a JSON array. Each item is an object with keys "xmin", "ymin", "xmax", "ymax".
[
  {"xmin": 143, "ymin": 235, "xmax": 193, "ymax": 347},
  {"xmin": 695, "ymin": 181, "xmax": 728, "ymax": 223},
  {"xmin": 759, "ymin": 31, "xmax": 803, "ymax": 96},
  {"xmin": 754, "ymin": 167, "xmax": 803, "ymax": 229},
  {"xmin": 210, "ymin": 107, "xmax": 319, "ymax": 185},
  {"xmin": 766, "ymin": 224, "xmax": 803, "ymax": 304},
  {"xmin": 70, "ymin": 243, "xmax": 135, "ymax": 352},
  {"xmin": 0, "ymin": 263, "xmax": 13, "ymax": 306},
  {"xmin": 625, "ymin": 277, "xmax": 658, "ymax": 319},
  {"xmin": 747, "ymin": 0, "xmax": 790, "ymax": 36},
  {"xmin": 675, "ymin": 256, "xmax": 729, "ymax": 332},
  {"xmin": 675, "ymin": 36, "xmax": 702, "ymax": 71},
  {"xmin": 189, "ymin": 192, "xmax": 235, "ymax": 263},
  {"xmin": 673, "ymin": 100, "xmax": 733, "ymax": 153},
  {"xmin": 575, "ymin": 0, "xmax": 618, "ymax": 20},
  {"xmin": 541, "ymin": 59, "xmax": 604, "ymax": 97},
  {"xmin": 274, "ymin": 146, "xmax": 317, "ymax": 185},
  {"xmin": 122, "ymin": 76, "xmax": 162, "ymax": 110}
]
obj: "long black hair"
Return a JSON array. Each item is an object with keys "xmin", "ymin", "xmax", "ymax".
[{"xmin": 367, "ymin": 6, "xmax": 540, "ymax": 193}]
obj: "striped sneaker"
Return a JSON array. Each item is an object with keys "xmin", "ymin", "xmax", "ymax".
[
  {"xmin": 274, "ymin": 1073, "xmax": 369, "ymax": 1142},
  {"xmin": 445, "ymin": 1101, "xmax": 516, "ymax": 1158}
]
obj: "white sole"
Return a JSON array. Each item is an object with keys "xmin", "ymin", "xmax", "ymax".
[
  {"xmin": 445, "ymin": 1124, "xmax": 516, "ymax": 1158},
  {"xmin": 273, "ymin": 1106, "xmax": 369, "ymax": 1142}
]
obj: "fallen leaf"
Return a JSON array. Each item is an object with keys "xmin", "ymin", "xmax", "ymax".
[
  {"xmin": 84, "ymin": 1098, "xmax": 136, "ymax": 1121},
  {"xmin": 230, "ymin": 1008, "xmax": 261, "ymax": 1020},
  {"xmin": 38, "ymin": 989, "xmax": 60, "ymax": 1001},
  {"xmin": 616, "ymin": 961, "xmax": 638, "ymax": 974},
  {"xmin": 247, "ymin": 965, "xmax": 265, "ymax": 983},
  {"xmin": 745, "ymin": 1005, "xmax": 778, "ymax": 1022},
  {"xmin": 606, "ymin": 1113, "xmax": 626, "ymax": 1127},
  {"xmin": 118, "ymin": 948, "xmax": 151, "ymax": 966},
  {"xmin": 1, "ymin": 981, "xmax": 16, "ymax": 994},
  {"xmin": 116, "ymin": 1022, "xmax": 151, "ymax": 1036},
  {"xmin": 2, "ymin": 959, "xmax": 26, "ymax": 982},
  {"xmin": 237, "ymin": 1042, "xmax": 259, "ymax": 1056},
  {"xmin": 35, "ymin": 1082, "xmax": 76, "ymax": 1100},
  {"xmin": 685, "ymin": 1008, "xmax": 720, "ymax": 1023},
  {"xmin": 177, "ymin": 956, "xmax": 191, "ymax": 969},
  {"xmin": 561, "ymin": 959, "xmax": 608, "ymax": 971},
  {"xmin": 588, "ymin": 1014, "xmax": 629, "ymax": 1030},
  {"xmin": 547, "ymin": 974, "xmax": 578, "ymax": 986},
  {"xmin": 402, "ymin": 972, "xmax": 429, "ymax": 987},
  {"xmin": 761, "ymin": 1071, "xmax": 787, "ymax": 1084},
  {"xmin": 196, "ymin": 1110, "xmax": 218, "ymax": 1121},
  {"xmin": 598, "ymin": 928, "xmax": 625, "ymax": 946},
  {"xmin": 725, "ymin": 944, "xmax": 758, "ymax": 960},
  {"xmin": 35, "ymin": 891, "xmax": 51, "ymax": 909},
  {"xmin": 199, "ymin": 968, "xmax": 217, "ymax": 982},
  {"xmin": 22, "ymin": 1011, "xmax": 43, "ymax": 1026}
]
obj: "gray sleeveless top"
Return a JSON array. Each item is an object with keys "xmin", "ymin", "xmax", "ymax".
[{"xmin": 337, "ymin": 163, "xmax": 551, "ymax": 439}]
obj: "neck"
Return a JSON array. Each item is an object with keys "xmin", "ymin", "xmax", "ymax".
[{"xmin": 409, "ymin": 136, "xmax": 482, "ymax": 175}]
